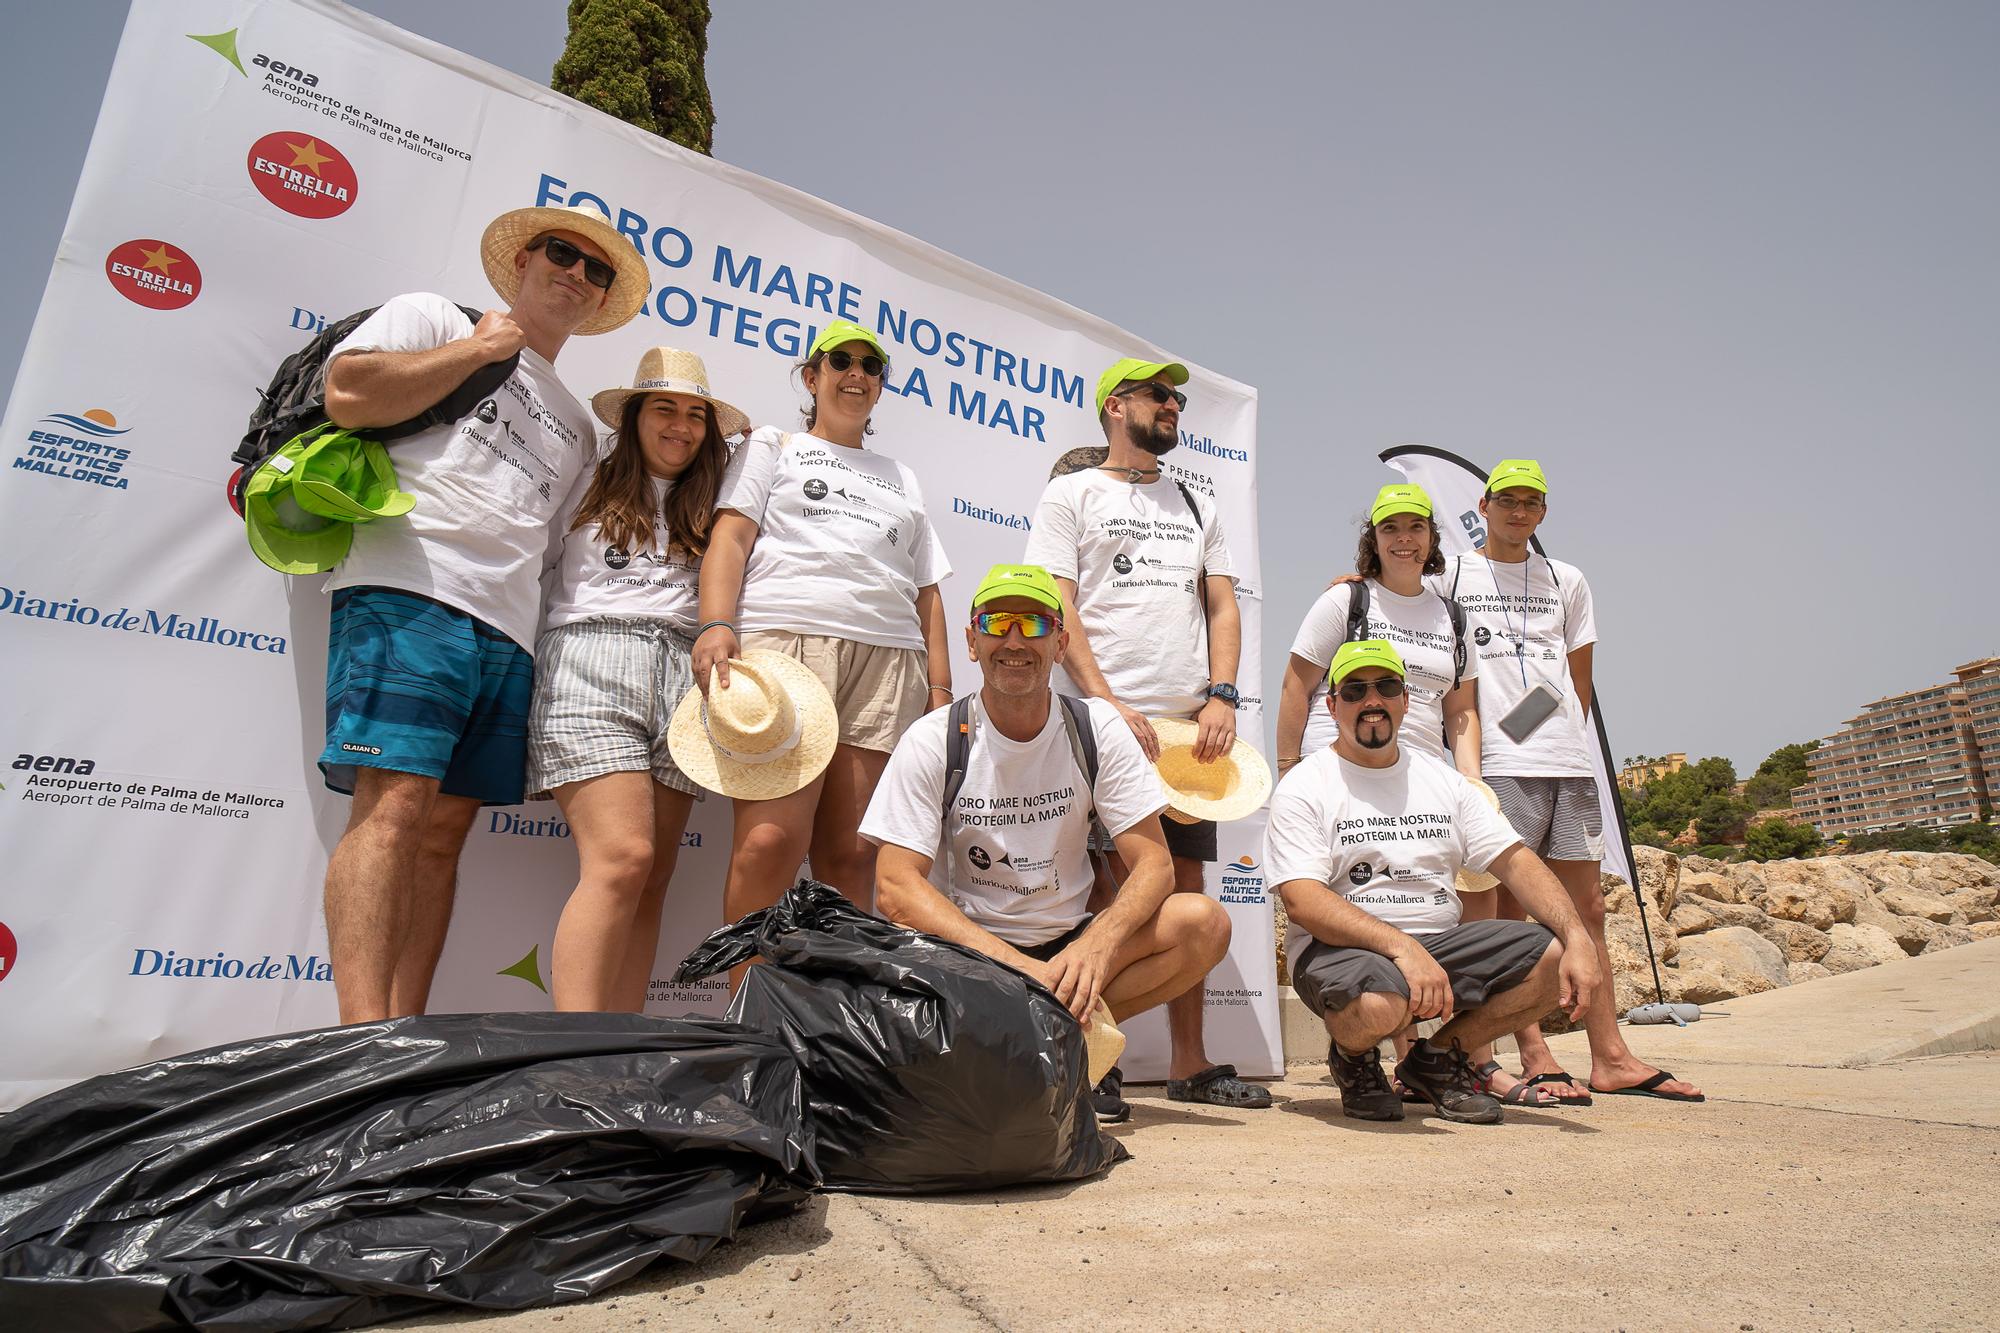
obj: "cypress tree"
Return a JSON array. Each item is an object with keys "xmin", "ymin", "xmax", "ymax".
[{"xmin": 552, "ymin": 0, "xmax": 714, "ymax": 154}]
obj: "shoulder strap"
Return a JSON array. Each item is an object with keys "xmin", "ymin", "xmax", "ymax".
[
  {"xmin": 1448, "ymin": 554, "xmax": 1464, "ymax": 600},
  {"xmin": 1171, "ymin": 477, "xmax": 1202, "ymax": 528},
  {"xmin": 370, "ymin": 303, "xmax": 522, "ymax": 443},
  {"xmin": 1343, "ymin": 578, "xmax": 1371, "ymax": 645},
  {"xmin": 1171, "ymin": 476, "xmax": 1210, "ymax": 617},
  {"xmin": 1444, "ymin": 594, "xmax": 1468, "ymax": 689},
  {"xmin": 1058, "ymin": 694, "xmax": 1113, "ymax": 879},
  {"xmin": 940, "ymin": 696, "xmax": 975, "ymax": 823}
]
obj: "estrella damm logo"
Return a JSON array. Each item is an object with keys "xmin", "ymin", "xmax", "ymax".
[
  {"xmin": 0, "ymin": 919, "xmax": 16, "ymax": 984},
  {"xmin": 248, "ymin": 132, "xmax": 357, "ymax": 219},
  {"xmin": 104, "ymin": 240, "xmax": 200, "ymax": 310}
]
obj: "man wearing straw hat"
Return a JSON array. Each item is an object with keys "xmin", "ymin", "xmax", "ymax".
[
  {"xmin": 862, "ymin": 564, "xmax": 1232, "ymax": 1121},
  {"xmin": 1022, "ymin": 357, "xmax": 1266, "ymax": 1112},
  {"xmin": 315, "ymin": 204, "xmax": 648, "ymax": 1024},
  {"xmin": 1267, "ymin": 640, "xmax": 1600, "ymax": 1123}
]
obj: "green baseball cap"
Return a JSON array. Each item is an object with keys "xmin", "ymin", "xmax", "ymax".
[
  {"xmin": 1486, "ymin": 458, "xmax": 1548, "ymax": 494},
  {"xmin": 971, "ymin": 563, "xmax": 1063, "ymax": 614},
  {"xmin": 243, "ymin": 425, "xmax": 414, "ymax": 575},
  {"xmin": 1370, "ymin": 483, "xmax": 1432, "ymax": 525},
  {"xmin": 1094, "ymin": 356, "xmax": 1189, "ymax": 415},
  {"xmin": 1329, "ymin": 639, "xmax": 1407, "ymax": 686},
  {"xmin": 810, "ymin": 318, "xmax": 890, "ymax": 366}
]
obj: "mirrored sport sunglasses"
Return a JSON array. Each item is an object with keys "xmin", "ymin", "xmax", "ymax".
[
  {"xmin": 1114, "ymin": 382, "xmax": 1187, "ymax": 410},
  {"xmin": 528, "ymin": 235, "xmax": 618, "ymax": 290},
  {"xmin": 1336, "ymin": 676, "xmax": 1406, "ymax": 703},
  {"xmin": 974, "ymin": 610, "xmax": 1059, "ymax": 639},
  {"xmin": 823, "ymin": 349, "xmax": 886, "ymax": 378}
]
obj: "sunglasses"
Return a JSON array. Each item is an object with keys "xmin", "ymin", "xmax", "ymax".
[
  {"xmin": 1114, "ymin": 382, "xmax": 1187, "ymax": 411},
  {"xmin": 823, "ymin": 349, "xmax": 886, "ymax": 378},
  {"xmin": 528, "ymin": 236, "xmax": 618, "ymax": 290},
  {"xmin": 1487, "ymin": 494, "xmax": 1546, "ymax": 513},
  {"xmin": 1336, "ymin": 677, "xmax": 1406, "ymax": 703},
  {"xmin": 974, "ymin": 611, "xmax": 1059, "ymax": 639}
]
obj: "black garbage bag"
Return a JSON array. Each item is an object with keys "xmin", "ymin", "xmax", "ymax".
[
  {"xmin": 674, "ymin": 879, "xmax": 1128, "ymax": 1194},
  {"xmin": 0, "ymin": 1013, "xmax": 817, "ymax": 1331}
]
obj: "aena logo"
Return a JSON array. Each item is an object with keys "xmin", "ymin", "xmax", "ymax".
[
  {"xmin": 247, "ymin": 132, "xmax": 358, "ymax": 220},
  {"xmin": 104, "ymin": 240, "xmax": 201, "ymax": 311},
  {"xmin": 186, "ymin": 30, "xmax": 321, "ymax": 86}
]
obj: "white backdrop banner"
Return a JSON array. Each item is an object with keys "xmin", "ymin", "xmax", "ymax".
[{"xmin": 0, "ymin": 0, "xmax": 1277, "ymax": 1107}]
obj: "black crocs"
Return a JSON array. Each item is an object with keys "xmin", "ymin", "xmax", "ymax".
[{"xmin": 1165, "ymin": 1063, "xmax": 1272, "ymax": 1109}]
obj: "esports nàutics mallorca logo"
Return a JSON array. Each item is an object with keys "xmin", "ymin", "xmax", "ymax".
[
  {"xmin": 104, "ymin": 240, "xmax": 200, "ymax": 310},
  {"xmin": 248, "ymin": 131, "xmax": 357, "ymax": 219},
  {"xmin": 1220, "ymin": 854, "xmax": 1266, "ymax": 905},
  {"xmin": 15, "ymin": 409, "xmax": 135, "ymax": 492}
]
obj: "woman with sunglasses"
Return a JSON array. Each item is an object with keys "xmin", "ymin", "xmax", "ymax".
[
  {"xmin": 524, "ymin": 347, "xmax": 745, "ymax": 1011},
  {"xmin": 694, "ymin": 320, "xmax": 953, "ymax": 922}
]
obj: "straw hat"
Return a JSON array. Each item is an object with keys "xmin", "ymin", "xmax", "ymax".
[
  {"xmin": 1455, "ymin": 776, "xmax": 1505, "ymax": 894},
  {"xmin": 479, "ymin": 204, "xmax": 648, "ymax": 335},
  {"xmin": 668, "ymin": 651, "xmax": 838, "ymax": 799},
  {"xmin": 591, "ymin": 346, "xmax": 751, "ymax": 438},
  {"xmin": 1083, "ymin": 997, "xmax": 1125, "ymax": 1086},
  {"xmin": 1149, "ymin": 718, "xmax": 1272, "ymax": 824}
]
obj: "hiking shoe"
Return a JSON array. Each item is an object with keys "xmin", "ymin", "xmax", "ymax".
[
  {"xmin": 1395, "ymin": 1038, "xmax": 1504, "ymax": 1124},
  {"xmin": 1330, "ymin": 1042, "xmax": 1404, "ymax": 1122},
  {"xmin": 1091, "ymin": 1066, "xmax": 1132, "ymax": 1124}
]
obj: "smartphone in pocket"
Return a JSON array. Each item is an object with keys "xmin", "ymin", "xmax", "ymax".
[{"xmin": 1499, "ymin": 682, "xmax": 1564, "ymax": 743}]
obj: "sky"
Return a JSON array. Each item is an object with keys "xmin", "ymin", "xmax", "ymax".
[{"xmin": 5, "ymin": 1, "xmax": 1996, "ymax": 775}]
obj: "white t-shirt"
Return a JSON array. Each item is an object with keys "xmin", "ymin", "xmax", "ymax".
[
  {"xmin": 541, "ymin": 473, "xmax": 701, "ymax": 634},
  {"xmin": 1022, "ymin": 469, "xmax": 1237, "ymax": 719},
  {"xmin": 859, "ymin": 694, "xmax": 1166, "ymax": 946},
  {"xmin": 1433, "ymin": 553, "xmax": 1598, "ymax": 778},
  {"xmin": 717, "ymin": 427, "xmax": 950, "ymax": 651},
  {"xmin": 1265, "ymin": 747, "xmax": 1521, "ymax": 963},
  {"xmin": 324, "ymin": 293, "xmax": 593, "ymax": 654},
  {"xmin": 1288, "ymin": 580, "xmax": 1477, "ymax": 764}
]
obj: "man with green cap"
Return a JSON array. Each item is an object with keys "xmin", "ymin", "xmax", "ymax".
[
  {"xmin": 1442, "ymin": 460, "xmax": 1703, "ymax": 1102},
  {"xmin": 1023, "ymin": 356, "xmax": 1261, "ymax": 1110},
  {"xmin": 861, "ymin": 563, "xmax": 1231, "ymax": 1122},
  {"xmin": 1266, "ymin": 640, "xmax": 1600, "ymax": 1123}
]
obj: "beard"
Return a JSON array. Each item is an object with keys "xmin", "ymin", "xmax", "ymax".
[
  {"xmin": 1124, "ymin": 414, "xmax": 1178, "ymax": 457},
  {"xmin": 1354, "ymin": 709, "xmax": 1395, "ymax": 749}
]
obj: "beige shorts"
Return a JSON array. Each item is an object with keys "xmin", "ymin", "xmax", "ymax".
[{"xmin": 741, "ymin": 629, "xmax": 926, "ymax": 754}]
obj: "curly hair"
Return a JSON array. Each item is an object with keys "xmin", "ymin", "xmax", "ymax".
[
  {"xmin": 1354, "ymin": 514, "xmax": 1446, "ymax": 579},
  {"xmin": 570, "ymin": 393, "xmax": 729, "ymax": 560}
]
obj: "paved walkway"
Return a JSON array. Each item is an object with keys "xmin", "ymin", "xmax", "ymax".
[{"xmin": 400, "ymin": 940, "xmax": 2000, "ymax": 1331}]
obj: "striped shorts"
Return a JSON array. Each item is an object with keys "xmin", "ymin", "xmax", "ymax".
[
  {"xmin": 526, "ymin": 618, "xmax": 701, "ymax": 797},
  {"xmin": 1486, "ymin": 775, "xmax": 1605, "ymax": 862}
]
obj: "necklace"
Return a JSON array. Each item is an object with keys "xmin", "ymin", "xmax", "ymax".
[{"xmin": 1097, "ymin": 463, "xmax": 1158, "ymax": 483}]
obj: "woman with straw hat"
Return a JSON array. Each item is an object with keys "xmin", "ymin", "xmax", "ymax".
[
  {"xmin": 524, "ymin": 347, "xmax": 747, "ymax": 1012},
  {"xmin": 690, "ymin": 319, "xmax": 954, "ymax": 922}
]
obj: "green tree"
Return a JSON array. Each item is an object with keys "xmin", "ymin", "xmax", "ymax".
[
  {"xmin": 1626, "ymin": 755, "xmax": 1755, "ymax": 843},
  {"xmin": 553, "ymin": 0, "xmax": 714, "ymax": 153},
  {"xmin": 1845, "ymin": 825, "xmax": 1946, "ymax": 854},
  {"xmin": 1744, "ymin": 817, "xmax": 1821, "ymax": 862},
  {"xmin": 1747, "ymin": 740, "xmax": 1818, "ymax": 809},
  {"xmin": 1945, "ymin": 821, "xmax": 2000, "ymax": 865}
]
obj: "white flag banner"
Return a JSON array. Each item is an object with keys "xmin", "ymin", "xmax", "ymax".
[
  {"xmin": 0, "ymin": 0, "xmax": 1279, "ymax": 1107},
  {"xmin": 1380, "ymin": 445, "xmax": 1637, "ymax": 890}
]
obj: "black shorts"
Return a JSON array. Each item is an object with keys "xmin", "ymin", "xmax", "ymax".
[
  {"xmin": 1162, "ymin": 815, "xmax": 1218, "ymax": 863},
  {"xmin": 1291, "ymin": 919, "xmax": 1555, "ymax": 1017},
  {"xmin": 1015, "ymin": 915, "xmax": 1093, "ymax": 963}
]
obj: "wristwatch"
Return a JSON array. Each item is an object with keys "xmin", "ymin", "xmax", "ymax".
[{"xmin": 1204, "ymin": 682, "xmax": 1241, "ymax": 709}]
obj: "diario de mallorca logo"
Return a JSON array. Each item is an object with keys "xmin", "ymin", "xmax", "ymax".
[
  {"xmin": 0, "ymin": 919, "xmax": 16, "ymax": 984},
  {"xmin": 1220, "ymin": 854, "xmax": 1266, "ymax": 905},
  {"xmin": 104, "ymin": 240, "xmax": 200, "ymax": 310},
  {"xmin": 0, "ymin": 584, "xmax": 287, "ymax": 654},
  {"xmin": 130, "ymin": 947, "xmax": 331, "ymax": 982},
  {"xmin": 14, "ymin": 409, "xmax": 134, "ymax": 491},
  {"xmin": 248, "ymin": 131, "xmax": 357, "ymax": 219}
]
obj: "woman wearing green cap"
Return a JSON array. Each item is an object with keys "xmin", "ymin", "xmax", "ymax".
[
  {"xmin": 524, "ymin": 347, "xmax": 745, "ymax": 1012},
  {"xmin": 693, "ymin": 320, "xmax": 954, "ymax": 924}
]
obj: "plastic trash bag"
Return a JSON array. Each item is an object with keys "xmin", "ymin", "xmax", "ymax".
[
  {"xmin": 0, "ymin": 1013, "xmax": 817, "ymax": 1331},
  {"xmin": 675, "ymin": 879, "xmax": 1128, "ymax": 1194}
]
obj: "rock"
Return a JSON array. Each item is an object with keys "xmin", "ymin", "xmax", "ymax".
[
  {"xmin": 1610, "ymin": 846, "xmax": 1680, "ymax": 922},
  {"xmin": 1753, "ymin": 916, "xmax": 1832, "ymax": 964},
  {"xmin": 1919, "ymin": 925, "xmax": 1978, "ymax": 955},
  {"xmin": 1763, "ymin": 857, "xmax": 1875, "ymax": 902},
  {"xmin": 1876, "ymin": 885, "xmax": 1960, "ymax": 924},
  {"xmin": 1670, "ymin": 897, "xmax": 1770, "ymax": 936},
  {"xmin": 1672, "ymin": 926, "xmax": 1789, "ymax": 1001},
  {"xmin": 1787, "ymin": 961, "xmax": 1833, "ymax": 985},
  {"xmin": 1603, "ymin": 914, "xmax": 1679, "ymax": 1014},
  {"xmin": 1679, "ymin": 855, "xmax": 1725, "ymax": 875},
  {"xmin": 1820, "ymin": 922, "xmax": 1906, "ymax": 974},
  {"xmin": 1944, "ymin": 886, "xmax": 1998, "ymax": 924},
  {"xmin": 1852, "ymin": 897, "xmax": 1939, "ymax": 956},
  {"xmin": 1761, "ymin": 882, "xmax": 1858, "ymax": 932},
  {"xmin": 1680, "ymin": 870, "xmax": 1751, "ymax": 906},
  {"xmin": 1970, "ymin": 921, "xmax": 2000, "ymax": 940}
]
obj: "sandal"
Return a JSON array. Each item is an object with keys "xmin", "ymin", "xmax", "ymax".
[
  {"xmin": 1521, "ymin": 1071, "xmax": 1594, "ymax": 1107},
  {"xmin": 1475, "ymin": 1060, "xmax": 1559, "ymax": 1108},
  {"xmin": 1166, "ymin": 1063, "xmax": 1272, "ymax": 1108}
]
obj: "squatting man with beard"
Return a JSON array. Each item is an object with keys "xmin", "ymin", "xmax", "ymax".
[
  {"xmin": 860, "ymin": 564, "xmax": 1231, "ymax": 1119},
  {"xmin": 1022, "ymin": 357, "xmax": 1267, "ymax": 1114},
  {"xmin": 1266, "ymin": 640, "xmax": 1601, "ymax": 1124}
]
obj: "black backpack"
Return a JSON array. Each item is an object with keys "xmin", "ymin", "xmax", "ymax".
[
  {"xmin": 1343, "ymin": 579, "xmax": 1469, "ymax": 689},
  {"xmin": 227, "ymin": 303, "xmax": 519, "ymax": 514},
  {"xmin": 940, "ymin": 694, "xmax": 1110, "ymax": 873}
]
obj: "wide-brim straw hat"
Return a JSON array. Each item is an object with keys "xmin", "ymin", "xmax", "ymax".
[
  {"xmin": 480, "ymin": 204, "xmax": 648, "ymax": 335},
  {"xmin": 1149, "ymin": 717, "xmax": 1272, "ymax": 824},
  {"xmin": 1083, "ymin": 996, "xmax": 1126, "ymax": 1085},
  {"xmin": 591, "ymin": 346, "xmax": 751, "ymax": 438},
  {"xmin": 668, "ymin": 650, "xmax": 838, "ymax": 800},
  {"xmin": 1455, "ymin": 776, "xmax": 1504, "ymax": 894}
]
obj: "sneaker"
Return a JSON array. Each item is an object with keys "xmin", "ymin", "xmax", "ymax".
[
  {"xmin": 1329, "ymin": 1041, "xmax": 1404, "ymax": 1121},
  {"xmin": 1091, "ymin": 1065, "xmax": 1132, "ymax": 1124},
  {"xmin": 1394, "ymin": 1038, "xmax": 1504, "ymax": 1124}
]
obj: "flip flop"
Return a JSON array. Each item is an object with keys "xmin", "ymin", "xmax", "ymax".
[
  {"xmin": 1589, "ymin": 1069, "xmax": 1705, "ymax": 1103},
  {"xmin": 1521, "ymin": 1071, "xmax": 1594, "ymax": 1107}
]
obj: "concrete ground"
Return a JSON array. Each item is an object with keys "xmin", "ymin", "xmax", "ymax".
[{"xmin": 398, "ymin": 940, "xmax": 2000, "ymax": 1332}]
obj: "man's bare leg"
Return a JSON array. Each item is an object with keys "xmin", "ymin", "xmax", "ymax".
[
  {"xmin": 1432, "ymin": 941, "xmax": 1563, "ymax": 1054},
  {"xmin": 387, "ymin": 793, "xmax": 480, "ymax": 1017},
  {"xmin": 1099, "ymin": 894, "xmax": 1231, "ymax": 1020},
  {"xmin": 324, "ymin": 768, "xmax": 438, "ymax": 1024},
  {"xmin": 1162, "ymin": 853, "xmax": 1217, "ymax": 1082}
]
